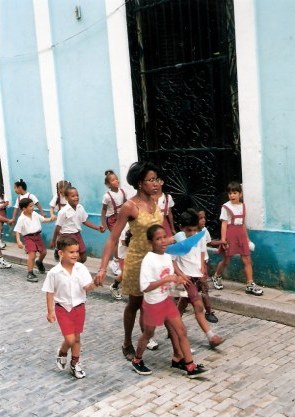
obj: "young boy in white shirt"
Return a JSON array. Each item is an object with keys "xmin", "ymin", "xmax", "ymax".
[
  {"xmin": 42, "ymin": 235, "xmax": 98, "ymax": 379},
  {"xmin": 50, "ymin": 187, "xmax": 102, "ymax": 263},
  {"xmin": 173, "ymin": 209, "xmax": 224, "ymax": 348},
  {"xmin": 14, "ymin": 198, "xmax": 53, "ymax": 282}
]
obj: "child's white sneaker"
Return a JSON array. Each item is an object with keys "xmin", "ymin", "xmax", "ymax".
[
  {"xmin": 56, "ymin": 349, "xmax": 67, "ymax": 371},
  {"xmin": 0, "ymin": 240, "xmax": 6, "ymax": 249},
  {"xmin": 0, "ymin": 257, "xmax": 11, "ymax": 269},
  {"xmin": 245, "ymin": 282, "xmax": 263, "ymax": 296},
  {"xmin": 211, "ymin": 274, "xmax": 223, "ymax": 290},
  {"xmin": 70, "ymin": 362, "xmax": 86, "ymax": 379}
]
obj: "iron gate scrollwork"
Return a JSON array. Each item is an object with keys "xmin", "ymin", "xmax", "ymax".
[{"xmin": 126, "ymin": 0, "xmax": 241, "ymax": 236}]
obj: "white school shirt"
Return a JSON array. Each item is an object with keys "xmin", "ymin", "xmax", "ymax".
[
  {"xmin": 220, "ymin": 201, "xmax": 244, "ymax": 225},
  {"xmin": 156, "ymin": 193, "xmax": 174, "ymax": 214},
  {"xmin": 42, "ymin": 262, "xmax": 92, "ymax": 312},
  {"xmin": 202, "ymin": 227, "xmax": 211, "ymax": 261},
  {"xmin": 14, "ymin": 211, "xmax": 44, "ymax": 236},
  {"xmin": 102, "ymin": 189, "xmax": 126, "ymax": 216},
  {"xmin": 173, "ymin": 237, "xmax": 206, "ymax": 277},
  {"xmin": 56, "ymin": 203, "xmax": 88, "ymax": 233},
  {"xmin": 140, "ymin": 251, "xmax": 174, "ymax": 304},
  {"xmin": 14, "ymin": 192, "xmax": 38, "ymax": 208},
  {"xmin": 117, "ymin": 224, "xmax": 129, "ymax": 260},
  {"xmin": 49, "ymin": 193, "xmax": 67, "ymax": 210}
]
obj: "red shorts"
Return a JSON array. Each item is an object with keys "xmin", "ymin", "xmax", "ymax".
[
  {"xmin": 23, "ymin": 233, "xmax": 46, "ymax": 253},
  {"xmin": 186, "ymin": 277, "xmax": 202, "ymax": 304},
  {"xmin": 142, "ymin": 296, "xmax": 180, "ymax": 327},
  {"xmin": 60, "ymin": 232, "xmax": 86, "ymax": 255},
  {"xmin": 55, "ymin": 303, "xmax": 85, "ymax": 336}
]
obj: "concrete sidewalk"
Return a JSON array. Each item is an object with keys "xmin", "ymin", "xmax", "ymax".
[{"xmin": 2, "ymin": 242, "xmax": 295, "ymax": 327}]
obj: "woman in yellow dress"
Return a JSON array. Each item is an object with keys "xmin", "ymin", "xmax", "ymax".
[{"xmin": 95, "ymin": 161, "xmax": 164, "ymax": 360}]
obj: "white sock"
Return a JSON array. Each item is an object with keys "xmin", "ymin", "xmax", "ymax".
[{"xmin": 206, "ymin": 330, "xmax": 214, "ymax": 340}]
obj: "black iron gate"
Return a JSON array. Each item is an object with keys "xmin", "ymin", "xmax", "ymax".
[{"xmin": 126, "ymin": 0, "xmax": 241, "ymax": 236}]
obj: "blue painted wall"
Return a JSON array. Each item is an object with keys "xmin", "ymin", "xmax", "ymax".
[
  {"xmin": 255, "ymin": 0, "xmax": 295, "ymax": 231},
  {"xmin": 209, "ymin": 230, "xmax": 295, "ymax": 291},
  {"xmin": 0, "ymin": 0, "xmax": 51, "ymax": 209},
  {"xmin": 49, "ymin": 0, "xmax": 119, "ymax": 213}
]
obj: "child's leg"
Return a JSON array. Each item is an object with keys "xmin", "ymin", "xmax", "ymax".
[
  {"xmin": 38, "ymin": 249, "xmax": 47, "ymax": 262},
  {"xmin": 123, "ymin": 295, "xmax": 143, "ymax": 350},
  {"xmin": 166, "ymin": 316, "xmax": 193, "ymax": 364},
  {"xmin": 165, "ymin": 321, "xmax": 185, "ymax": 361},
  {"xmin": 192, "ymin": 299, "xmax": 223, "ymax": 346},
  {"xmin": 27, "ymin": 251, "xmax": 36, "ymax": 272},
  {"xmin": 215, "ymin": 255, "xmax": 231, "ymax": 276},
  {"xmin": 241, "ymin": 255, "xmax": 253, "ymax": 284},
  {"xmin": 134, "ymin": 325, "xmax": 155, "ymax": 359},
  {"xmin": 177, "ymin": 297, "xmax": 189, "ymax": 315}
]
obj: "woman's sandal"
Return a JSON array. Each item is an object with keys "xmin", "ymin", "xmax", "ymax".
[{"xmin": 122, "ymin": 345, "xmax": 135, "ymax": 361}]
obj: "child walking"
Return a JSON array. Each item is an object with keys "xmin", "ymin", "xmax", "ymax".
[
  {"xmin": 0, "ymin": 213, "xmax": 13, "ymax": 268},
  {"xmin": 154, "ymin": 178, "xmax": 176, "ymax": 237},
  {"xmin": 100, "ymin": 170, "xmax": 127, "ymax": 278},
  {"xmin": 211, "ymin": 181, "xmax": 263, "ymax": 295},
  {"xmin": 14, "ymin": 198, "xmax": 53, "ymax": 282},
  {"xmin": 173, "ymin": 209, "xmax": 224, "ymax": 348},
  {"xmin": 0, "ymin": 187, "xmax": 9, "ymax": 249},
  {"xmin": 49, "ymin": 180, "xmax": 71, "ymax": 220},
  {"xmin": 49, "ymin": 180, "xmax": 71, "ymax": 260},
  {"xmin": 12, "ymin": 179, "xmax": 45, "ymax": 222},
  {"xmin": 50, "ymin": 186, "xmax": 101, "ymax": 263},
  {"xmin": 42, "ymin": 236, "xmax": 98, "ymax": 379},
  {"xmin": 132, "ymin": 224, "xmax": 207, "ymax": 378}
]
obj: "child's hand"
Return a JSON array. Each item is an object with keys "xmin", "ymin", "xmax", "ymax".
[
  {"xmin": 7, "ymin": 219, "xmax": 14, "ymax": 225},
  {"xmin": 49, "ymin": 240, "xmax": 56, "ymax": 249},
  {"xmin": 99, "ymin": 225, "xmax": 106, "ymax": 233},
  {"xmin": 176, "ymin": 274, "xmax": 191, "ymax": 286},
  {"xmin": 17, "ymin": 242, "xmax": 23, "ymax": 249},
  {"xmin": 47, "ymin": 312, "xmax": 56, "ymax": 323},
  {"xmin": 50, "ymin": 214, "xmax": 57, "ymax": 221}
]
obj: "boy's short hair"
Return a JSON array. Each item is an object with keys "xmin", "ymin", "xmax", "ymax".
[
  {"xmin": 64, "ymin": 186, "xmax": 77, "ymax": 197},
  {"xmin": 56, "ymin": 235, "xmax": 79, "ymax": 250},
  {"xmin": 19, "ymin": 198, "xmax": 33, "ymax": 210},
  {"xmin": 180, "ymin": 208, "xmax": 198, "ymax": 227},
  {"xmin": 146, "ymin": 224, "xmax": 165, "ymax": 241}
]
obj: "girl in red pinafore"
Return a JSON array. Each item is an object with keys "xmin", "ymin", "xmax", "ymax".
[{"xmin": 211, "ymin": 181, "xmax": 263, "ymax": 296}]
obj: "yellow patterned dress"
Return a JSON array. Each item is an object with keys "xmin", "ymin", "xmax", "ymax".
[{"xmin": 122, "ymin": 203, "xmax": 163, "ymax": 296}]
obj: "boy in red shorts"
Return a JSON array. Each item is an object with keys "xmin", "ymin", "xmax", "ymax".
[
  {"xmin": 42, "ymin": 235, "xmax": 98, "ymax": 379},
  {"xmin": 14, "ymin": 198, "xmax": 53, "ymax": 282}
]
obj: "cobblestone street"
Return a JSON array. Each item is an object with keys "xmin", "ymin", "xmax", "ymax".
[{"xmin": 1, "ymin": 264, "xmax": 295, "ymax": 417}]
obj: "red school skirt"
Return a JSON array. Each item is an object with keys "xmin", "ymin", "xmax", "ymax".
[{"xmin": 219, "ymin": 224, "xmax": 250, "ymax": 257}]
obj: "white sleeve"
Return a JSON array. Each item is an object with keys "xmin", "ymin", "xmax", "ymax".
[
  {"xmin": 42, "ymin": 271, "xmax": 55, "ymax": 293},
  {"xmin": 80, "ymin": 206, "xmax": 88, "ymax": 223},
  {"xmin": 220, "ymin": 206, "xmax": 230, "ymax": 222},
  {"xmin": 49, "ymin": 194, "xmax": 58, "ymax": 208},
  {"xmin": 168, "ymin": 194, "xmax": 175, "ymax": 208},
  {"xmin": 14, "ymin": 198, "xmax": 19, "ymax": 209},
  {"xmin": 205, "ymin": 228, "xmax": 211, "ymax": 244},
  {"xmin": 30, "ymin": 193, "xmax": 39, "ymax": 204},
  {"xmin": 140, "ymin": 255, "xmax": 152, "ymax": 292},
  {"xmin": 102, "ymin": 193, "xmax": 111, "ymax": 206},
  {"xmin": 56, "ymin": 209, "xmax": 66, "ymax": 227},
  {"xmin": 78, "ymin": 264, "xmax": 93, "ymax": 287},
  {"xmin": 13, "ymin": 218, "xmax": 23, "ymax": 234}
]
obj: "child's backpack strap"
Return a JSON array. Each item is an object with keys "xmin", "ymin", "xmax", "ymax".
[
  {"xmin": 121, "ymin": 188, "xmax": 127, "ymax": 203},
  {"xmin": 163, "ymin": 194, "xmax": 169, "ymax": 216},
  {"xmin": 222, "ymin": 204, "xmax": 235, "ymax": 225},
  {"xmin": 107, "ymin": 192, "xmax": 118, "ymax": 214}
]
